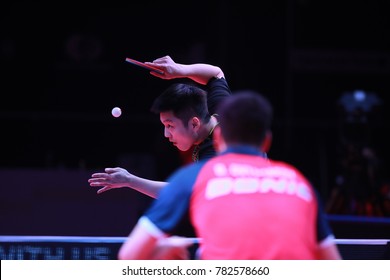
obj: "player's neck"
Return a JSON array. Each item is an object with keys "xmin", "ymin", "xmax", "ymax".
[{"xmin": 195, "ymin": 115, "xmax": 218, "ymax": 145}]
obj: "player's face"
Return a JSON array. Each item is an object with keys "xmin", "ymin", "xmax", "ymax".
[{"xmin": 160, "ymin": 111, "xmax": 195, "ymax": 151}]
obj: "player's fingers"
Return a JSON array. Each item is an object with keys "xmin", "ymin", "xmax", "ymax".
[
  {"xmin": 89, "ymin": 178, "xmax": 111, "ymax": 186},
  {"xmin": 104, "ymin": 167, "xmax": 117, "ymax": 173},
  {"xmin": 89, "ymin": 176, "xmax": 108, "ymax": 182},
  {"xmin": 152, "ymin": 57, "xmax": 166, "ymax": 63},
  {"xmin": 91, "ymin": 173, "xmax": 110, "ymax": 178},
  {"xmin": 97, "ymin": 186, "xmax": 111, "ymax": 194}
]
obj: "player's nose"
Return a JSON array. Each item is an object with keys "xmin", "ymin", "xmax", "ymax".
[{"xmin": 164, "ymin": 128, "xmax": 171, "ymax": 138}]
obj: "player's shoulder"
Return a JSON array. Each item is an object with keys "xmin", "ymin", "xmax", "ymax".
[{"xmin": 267, "ymin": 159, "xmax": 311, "ymax": 180}]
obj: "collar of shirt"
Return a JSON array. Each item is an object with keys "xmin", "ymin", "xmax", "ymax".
[{"xmin": 221, "ymin": 145, "xmax": 267, "ymax": 158}]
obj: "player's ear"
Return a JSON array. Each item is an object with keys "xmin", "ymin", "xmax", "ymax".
[
  {"xmin": 261, "ymin": 130, "xmax": 272, "ymax": 153},
  {"xmin": 190, "ymin": 117, "xmax": 201, "ymax": 130}
]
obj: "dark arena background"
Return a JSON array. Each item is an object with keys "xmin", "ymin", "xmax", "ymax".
[{"xmin": 1, "ymin": 1, "xmax": 390, "ymax": 259}]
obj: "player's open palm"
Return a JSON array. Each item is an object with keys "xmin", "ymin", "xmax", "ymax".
[{"xmin": 88, "ymin": 167, "xmax": 132, "ymax": 194}]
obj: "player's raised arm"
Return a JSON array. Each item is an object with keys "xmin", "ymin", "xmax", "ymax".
[{"xmin": 145, "ymin": 55, "xmax": 224, "ymax": 85}]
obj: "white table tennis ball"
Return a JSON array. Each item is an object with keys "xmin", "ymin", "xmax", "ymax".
[{"xmin": 111, "ymin": 107, "xmax": 122, "ymax": 118}]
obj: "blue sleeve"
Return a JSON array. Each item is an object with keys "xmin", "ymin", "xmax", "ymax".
[{"xmin": 144, "ymin": 163, "xmax": 205, "ymax": 236}]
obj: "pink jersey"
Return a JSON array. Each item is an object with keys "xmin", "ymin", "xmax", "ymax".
[{"xmin": 190, "ymin": 153, "xmax": 318, "ymax": 259}]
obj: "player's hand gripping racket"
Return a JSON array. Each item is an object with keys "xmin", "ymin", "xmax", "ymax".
[{"xmin": 125, "ymin": 57, "xmax": 164, "ymax": 75}]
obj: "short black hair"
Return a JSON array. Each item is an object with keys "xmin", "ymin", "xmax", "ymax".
[
  {"xmin": 150, "ymin": 83, "xmax": 211, "ymax": 126},
  {"xmin": 216, "ymin": 91, "xmax": 273, "ymax": 146}
]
